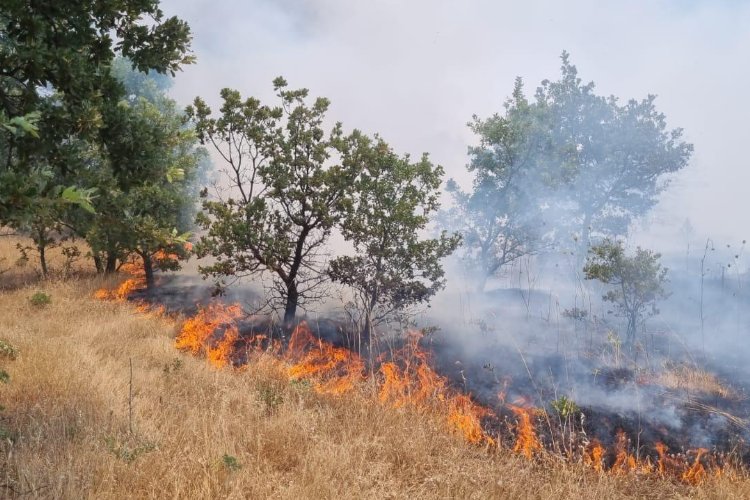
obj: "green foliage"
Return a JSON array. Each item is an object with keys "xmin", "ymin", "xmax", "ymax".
[
  {"xmin": 551, "ymin": 396, "xmax": 579, "ymax": 418},
  {"xmin": 256, "ymin": 381, "xmax": 284, "ymax": 413},
  {"xmin": 329, "ymin": 134, "xmax": 459, "ymax": 335},
  {"xmin": 0, "ymin": 0, "xmax": 193, "ymax": 259},
  {"xmin": 0, "ymin": 370, "xmax": 8, "ymax": 384},
  {"xmin": 77, "ymin": 61, "xmax": 203, "ymax": 285},
  {"xmin": 221, "ymin": 454, "xmax": 241, "ymax": 471},
  {"xmin": 584, "ymin": 239, "xmax": 669, "ymax": 342},
  {"xmin": 0, "ymin": 339, "xmax": 17, "ymax": 360},
  {"xmin": 446, "ymin": 52, "xmax": 692, "ymax": 271},
  {"xmin": 188, "ymin": 79, "xmax": 358, "ymax": 323},
  {"xmin": 29, "ymin": 291, "xmax": 52, "ymax": 307},
  {"xmin": 445, "ymin": 78, "xmax": 545, "ymax": 291},
  {"xmin": 104, "ymin": 436, "xmax": 156, "ymax": 463}
]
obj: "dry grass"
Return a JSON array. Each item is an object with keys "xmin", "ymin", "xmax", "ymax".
[
  {"xmin": 657, "ymin": 362, "xmax": 736, "ymax": 399},
  {"xmin": 1, "ymin": 248, "xmax": 750, "ymax": 498}
]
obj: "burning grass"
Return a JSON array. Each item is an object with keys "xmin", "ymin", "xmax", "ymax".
[
  {"xmin": 3, "ymin": 241, "xmax": 749, "ymax": 498},
  {"xmin": 89, "ymin": 270, "xmax": 744, "ymax": 487}
]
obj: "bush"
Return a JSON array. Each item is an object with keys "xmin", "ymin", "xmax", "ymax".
[
  {"xmin": 0, "ymin": 339, "xmax": 18, "ymax": 360},
  {"xmin": 29, "ymin": 291, "xmax": 51, "ymax": 307}
]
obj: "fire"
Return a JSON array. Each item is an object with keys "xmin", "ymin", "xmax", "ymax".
[
  {"xmin": 92, "ymin": 273, "xmax": 733, "ymax": 483},
  {"xmin": 448, "ymin": 394, "xmax": 494, "ymax": 445},
  {"xmin": 612, "ymin": 430, "xmax": 638, "ymax": 474},
  {"xmin": 682, "ymin": 448, "xmax": 708, "ymax": 485},
  {"xmin": 508, "ymin": 404, "xmax": 542, "ymax": 458},
  {"xmin": 174, "ymin": 303, "xmax": 243, "ymax": 368},
  {"xmin": 286, "ymin": 322, "xmax": 364, "ymax": 395},
  {"xmin": 377, "ymin": 332, "xmax": 493, "ymax": 444},
  {"xmin": 585, "ymin": 440, "xmax": 605, "ymax": 472}
]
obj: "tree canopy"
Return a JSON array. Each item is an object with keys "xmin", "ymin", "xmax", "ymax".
[
  {"xmin": 329, "ymin": 133, "xmax": 460, "ymax": 344},
  {"xmin": 446, "ymin": 53, "xmax": 692, "ymax": 290},
  {"xmin": 188, "ymin": 79, "xmax": 358, "ymax": 323}
]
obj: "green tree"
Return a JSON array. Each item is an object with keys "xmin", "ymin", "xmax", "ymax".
[
  {"xmin": 188, "ymin": 79, "xmax": 358, "ymax": 323},
  {"xmin": 328, "ymin": 134, "xmax": 460, "ymax": 346},
  {"xmin": 445, "ymin": 79, "xmax": 548, "ymax": 292},
  {"xmin": 535, "ymin": 52, "xmax": 692, "ymax": 253},
  {"xmin": 0, "ymin": 0, "xmax": 193, "ymax": 228},
  {"xmin": 583, "ymin": 239, "xmax": 669, "ymax": 343},
  {"xmin": 80, "ymin": 70, "xmax": 202, "ymax": 288},
  {"xmin": 456, "ymin": 53, "xmax": 693, "ymax": 272}
]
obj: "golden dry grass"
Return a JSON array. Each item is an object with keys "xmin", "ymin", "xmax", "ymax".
[
  {"xmin": 657, "ymin": 362, "xmax": 735, "ymax": 399},
  {"xmin": 1, "ymin": 244, "xmax": 750, "ymax": 498}
]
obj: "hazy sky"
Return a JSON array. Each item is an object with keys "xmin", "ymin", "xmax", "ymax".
[{"xmin": 161, "ymin": 0, "xmax": 750, "ymax": 247}]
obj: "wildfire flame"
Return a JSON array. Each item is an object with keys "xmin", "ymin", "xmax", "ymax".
[
  {"xmin": 508, "ymin": 404, "xmax": 542, "ymax": 458},
  {"xmin": 585, "ymin": 440, "xmax": 605, "ymax": 472},
  {"xmin": 174, "ymin": 303, "xmax": 243, "ymax": 368},
  {"xmin": 377, "ymin": 332, "xmax": 494, "ymax": 444},
  {"xmin": 286, "ymin": 322, "xmax": 364, "ymax": 395}
]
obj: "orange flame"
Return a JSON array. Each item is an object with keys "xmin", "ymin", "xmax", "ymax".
[
  {"xmin": 682, "ymin": 448, "xmax": 708, "ymax": 485},
  {"xmin": 509, "ymin": 404, "xmax": 542, "ymax": 458},
  {"xmin": 286, "ymin": 322, "xmax": 364, "ymax": 395},
  {"xmin": 585, "ymin": 440, "xmax": 605, "ymax": 472},
  {"xmin": 174, "ymin": 303, "xmax": 244, "ymax": 368},
  {"xmin": 376, "ymin": 332, "xmax": 493, "ymax": 444}
]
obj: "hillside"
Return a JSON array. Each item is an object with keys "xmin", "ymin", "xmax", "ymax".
[{"xmin": 0, "ymin": 240, "xmax": 749, "ymax": 499}]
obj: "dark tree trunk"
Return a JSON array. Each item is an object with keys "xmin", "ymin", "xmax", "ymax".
[
  {"xmin": 38, "ymin": 243, "xmax": 48, "ymax": 278},
  {"xmin": 143, "ymin": 253, "xmax": 155, "ymax": 290},
  {"xmin": 105, "ymin": 251, "xmax": 117, "ymax": 274},
  {"xmin": 283, "ymin": 282, "xmax": 298, "ymax": 324},
  {"xmin": 93, "ymin": 254, "xmax": 104, "ymax": 274}
]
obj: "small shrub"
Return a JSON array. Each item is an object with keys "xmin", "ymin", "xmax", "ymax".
[
  {"xmin": 222, "ymin": 454, "xmax": 241, "ymax": 471},
  {"xmin": 551, "ymin": 396, "xmax": 579, "ymax": 419},
  {"xmin": 0, "ymin": 339, "xmax": 18, "ymax": 360},
  {"xmin": 256, "ymin": 381, "xmax": 284, "ymax": 413},
  {"xmin": 562, "ymin": 307, "xmax": 587, "ymax": 321},
  {"xmin": 0, "ymin": 370, "xmax": 9, "ymax": 384},
  {"xmin": 162, "ymin": 357, "xmax": 183, "ymax": 375},
  {"xmin": 104, "ymin": 436, "xmax": 156, "ymax": 463},
  {"xmin": 29, "ymin": 291, "xmax": 51, "ymax": 307}
]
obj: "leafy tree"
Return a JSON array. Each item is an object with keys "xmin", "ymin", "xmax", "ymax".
[
  {"xmin": 0, "ymin": 0, "xmax": 193, "ymax": 228},
  {"xmin": 583, "ymin": 239, "xmax": 669, "ymax": 343},
  {"xmin": 328, "ymin": 134, "xmax": 460, "ymax": 344},
  {"xmin": 188, "ymin": 78, "xmax": 358, "ymax": 323},
  {"xmin": 445, "ymin": 79, "xmax": 548, "ymax": 292},
  {"xmin": 535, "ymin": 52, "xmax": 692, "ymax": 253},
  {"xmin": 454, "ymin": 53, "xmax": 693, "ymax": 277},
  {"xmin": 79, "ymin": 66, "xmax": 202, "ymax": 288}
]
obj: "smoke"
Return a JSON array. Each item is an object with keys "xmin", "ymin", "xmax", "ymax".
[{"xmin": 163, "ymin": 0, "xmax": 750, "ymax": 243}]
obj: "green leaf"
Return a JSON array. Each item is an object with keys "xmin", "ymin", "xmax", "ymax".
[{"xmin": 61, "ymin": 186, "xmax": 97, "ymax": 214}]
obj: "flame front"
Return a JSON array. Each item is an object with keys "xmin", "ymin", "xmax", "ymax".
[
  {"xmin": 286, "ymin": 322, "xmax": 364, "ymax": 395},
  {"xmin": 174, "ymin": 303, "xmax": 243, "ymax": 367}
]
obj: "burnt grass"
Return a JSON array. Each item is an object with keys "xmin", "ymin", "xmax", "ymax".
[{"xmin": 130, "ymin": 274, "xmax": 750, "ymax": 466}]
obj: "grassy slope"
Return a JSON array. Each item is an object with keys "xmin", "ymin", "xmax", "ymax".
[{"xmin": 0, "ymin": 242, "xmax": 749, "ymax": 498}]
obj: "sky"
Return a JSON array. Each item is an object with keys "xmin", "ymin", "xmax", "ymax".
[{"xmin": 160, "ymin": 0, "xmax": 750, "ymax": 249}]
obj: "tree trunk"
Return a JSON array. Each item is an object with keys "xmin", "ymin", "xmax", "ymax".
[
  {"xmin": 93, "ymin": 254, "xmax": 104, "ymax": 274},
  {"xmin": 476, "ymin": 272, "xmax": 488, "ymax": 293},
  {"xmin": 143, "ymin": 253, "xmax": 155, "ymax": 290},
  {"xmin": 38, "ymin": 243, "xmax": 48, "ymax": 278},
  {"xmin": 626, "ymin": 312, "xmax": 637, "ymax": 345},
  {"xmin": 105, "ymin": 251, "xmax": 117, "ymax": 274},
  {"xmin": 283, "ymin": 282, "xmax": 298, "ymax": 324}
]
